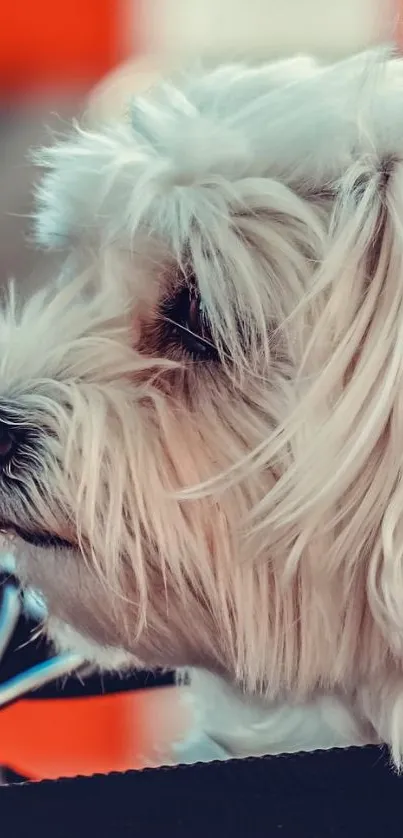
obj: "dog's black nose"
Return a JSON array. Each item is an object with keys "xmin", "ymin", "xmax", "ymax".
[{"xmin": 0, "ymin": 423, "xmax": 16, "ymax": 465}]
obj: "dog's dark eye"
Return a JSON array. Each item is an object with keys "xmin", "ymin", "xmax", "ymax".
[{"xmin": 162, "ymin": 286, "xmax": 219, "ymax": 361}]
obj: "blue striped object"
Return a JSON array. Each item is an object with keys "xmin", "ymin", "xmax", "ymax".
[{"xmin": 0, "ymin": 557, "xmax": 84, "ymax": 709}]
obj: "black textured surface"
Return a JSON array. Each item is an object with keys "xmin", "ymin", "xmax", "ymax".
[{"xmin": 0, "ymin": 745, "xmax": 400, "ymax": 838}]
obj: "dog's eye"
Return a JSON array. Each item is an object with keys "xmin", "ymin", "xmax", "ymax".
[{"xmin": 162, "ymin": 286, "xmax": 219, "ymax": 361}]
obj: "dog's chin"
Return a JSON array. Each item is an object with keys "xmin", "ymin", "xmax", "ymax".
[
  {"xmin": 46, "ymin": 616, "xmax": 137, "ymax": 673},
  {"xmin": 10, "ymin": 535, "xmax": 141, "ymax": 666},
  {"xmin": 13, "ymin": 545, "xmax": 137, "ymax": 673}
]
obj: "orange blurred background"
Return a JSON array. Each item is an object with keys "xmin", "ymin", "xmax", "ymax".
[
  {"xmin": 0, "ymin": 686, "xmax": 187, "ymax": 781},
  {"xmin": 0, "ymin": 0, "xmax": 138, "ymax": 96},
  {"xmin": 0, "ymin": 0, "xmax": 400, "ymax": 99}
]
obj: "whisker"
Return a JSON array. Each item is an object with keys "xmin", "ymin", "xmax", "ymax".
[{"xmin": 162, "ymin": 315, "xmax": 218, "ymax": 352}]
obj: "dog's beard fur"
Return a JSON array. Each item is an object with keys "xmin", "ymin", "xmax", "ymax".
[{"xmin": 3, "ymin": 48, "xmax": 403, "ymax": 762}]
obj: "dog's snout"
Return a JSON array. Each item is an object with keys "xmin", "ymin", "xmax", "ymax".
[{"xmin": 0, "ymin": 422, "xmax": 17, "ymax": 465}]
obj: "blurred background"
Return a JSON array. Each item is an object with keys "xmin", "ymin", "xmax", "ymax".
[
  {"xmin": 0, "ymin": 0, "xmax": 135, "ymax": 291},
  {"xmin": 0, "ymin": 0, "xmax": 400, "ymax": 782}
]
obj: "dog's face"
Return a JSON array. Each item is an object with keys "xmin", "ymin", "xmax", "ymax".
[
  {"xmin": 0, "ymin": 226, "xmax": 293, "ymax": 678},
  {"xmin": 1, "ymin": 52, "xmax": 402, "ymax": 695}
]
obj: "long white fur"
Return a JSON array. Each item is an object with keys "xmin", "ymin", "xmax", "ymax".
[{"xmin": 5, "ymin": 47, "xmax": 403, "ymax": 765}]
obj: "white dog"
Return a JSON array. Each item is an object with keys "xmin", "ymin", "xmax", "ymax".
[{"xmin": 3, "ymin": 48, "xmax": 403, "ymax": 765}]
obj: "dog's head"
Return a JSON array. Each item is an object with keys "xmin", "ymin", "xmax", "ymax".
[{"xmin": 1, "ymin": 51, "xmax": 402, "ymax": 694}]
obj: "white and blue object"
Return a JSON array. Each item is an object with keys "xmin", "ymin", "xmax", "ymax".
[{"xmin": 0, "ymin": 563, "xmax": 84, "ymax": 710}]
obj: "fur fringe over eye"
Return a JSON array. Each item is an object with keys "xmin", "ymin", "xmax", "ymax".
[{"xmin": 34, "ymin": 48, "xmax": 400, "ymax": 251}]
